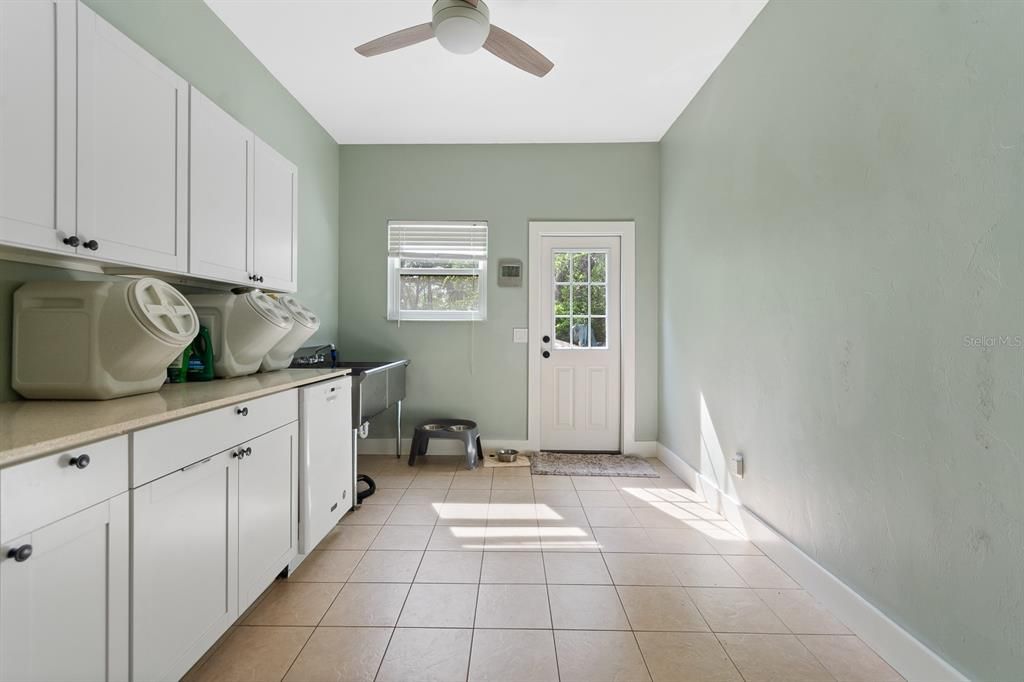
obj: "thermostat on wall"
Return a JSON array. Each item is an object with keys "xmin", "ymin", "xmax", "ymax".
[{"xmin": 498, "ymin": 258, "xmax": 523, "ymax": 287}]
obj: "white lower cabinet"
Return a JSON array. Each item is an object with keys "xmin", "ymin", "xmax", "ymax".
[
  {"xmin": 238, "ymin": 423, "xmax": 299, "ymax": 613},
  {"xmin": 131, "ymin": 421, "xmax": 298, "ymax": 681},
  {"xmin": 131, "ymin": 449, "xmax": 238, "ymax": 682},
  {"xmin": 0, "ymin": 494, "xmax": 129, "ymax": 682}
]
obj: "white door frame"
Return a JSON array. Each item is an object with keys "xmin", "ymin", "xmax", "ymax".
[{"xmin": 528, "ymin": 221, "xmax": 638, "ymax": 453}]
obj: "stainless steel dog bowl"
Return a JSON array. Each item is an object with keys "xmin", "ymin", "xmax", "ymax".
[
  {"xmin": 495, "ymin": 449, "xmax": 519, "ymax": 463},
  {"xmin": 447, "ymin": 424, "xmax": 472, "ymax": 432},
  {"xmin": 421, "ymin": 424, "xmax": 446, "ymax": 431}
]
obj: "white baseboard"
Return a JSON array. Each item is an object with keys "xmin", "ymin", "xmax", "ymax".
[
  {"xmin": 359, "ymin": 438, "xmax": 659, "ymax": 457},
  {"xmin": 657, "ymin": 443, "xmax": 967, "ymax": 682}
]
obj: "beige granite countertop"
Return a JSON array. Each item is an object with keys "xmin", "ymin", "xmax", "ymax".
[{"xmin": 0, "ymin": 368, "xmax": 351, "ymax": 469}]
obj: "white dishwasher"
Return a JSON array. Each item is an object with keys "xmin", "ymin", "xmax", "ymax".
[{"xmin": 297, "ymin": 375, "xmax": 353, "ymax": 556}]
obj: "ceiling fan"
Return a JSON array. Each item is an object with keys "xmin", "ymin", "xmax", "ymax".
[{"xmin": 354, "ymin": 0, "xmax": 554, "ymax": 78}]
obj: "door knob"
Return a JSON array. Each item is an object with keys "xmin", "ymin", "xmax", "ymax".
[
  {"xmin": 68, "ymin": 454, "xmax": 91, "ymax": 469},
  {"xmin": 542, "ymin": 335, "xmax": 550, "ymax": 343},
  {"xmin": 82, "ymin": 239, "xmax": 99, "ymax": 251},
  {"xmin": 62, "ymin": 235, "xmax": 80, "ymax": 247},
  {"xmin": 542, "ymin": 350, "xmax": 551, "ymax": 359},
  {"xmin": 7, "ymin": 545, "xmax": 32, "ymax": 562}
]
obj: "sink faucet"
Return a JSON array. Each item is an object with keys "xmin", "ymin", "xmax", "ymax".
[{"xmin": 295, "ymin": 343, "xmax": 336, "ymax": 366}]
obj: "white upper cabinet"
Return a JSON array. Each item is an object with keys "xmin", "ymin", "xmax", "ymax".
[
  {"xmin": 189, "ymin": 87, "xmax": 254, "ymax": 285},
  {"xmin": 0, "ymin": 0, "xmax": 77, "ymax": 254},
  {"xmin": 253, "ymin": 137, "xmax": 298, "ymax": 292},
  {"xmin": 77, "ymin": 3, "xmax": 188, "ymax": 272}
]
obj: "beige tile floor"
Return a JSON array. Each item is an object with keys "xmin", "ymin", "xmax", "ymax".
[{"xmin": 186, "ymin": 456, "xmax": 904, "ymax": 682}]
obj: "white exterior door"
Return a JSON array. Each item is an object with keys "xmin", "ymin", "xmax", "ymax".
[
  {"xmin": 77, "ymin": 4, "xmax": 188, "ymax": 271},
  {"xmin": 0, "ymin": 0, "xmax": 76, "ymax": 254},
  {"xmin": 539, "ymin": 235, "xmax": 621, "ymax": 452},
  {"xmin": 0, "ymin": 494, "xmax": 129, "ymax": 682}
]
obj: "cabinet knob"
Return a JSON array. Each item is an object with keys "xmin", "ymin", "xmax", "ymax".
[
  {"xmin": 231, "ymin": 449, "xmax": 243, "ymax": 459},
  {"xmin": 236, "ymin": 407, "xmax": 249, "ymax": 416},
  {"xmin": 62, "ymin": 235, "xmax": 80, "ymax": 248},
  {"xmin": 68, "ymin": 454, "xmax": 91, "ymax": 469},
  {"xmin": 257, "ymin": 276, "xmax": 264, "ymax": 283},
  {"xmin": 82, "ymin": 239, "xmax": 99, "ymax": 251},
  {"xmin": 7, "ymin": 545, "xmax": 32, "ymax": 562},
  {"xmin": 244, "ymin": 447, "xmax": 253, "ymax": 457}
]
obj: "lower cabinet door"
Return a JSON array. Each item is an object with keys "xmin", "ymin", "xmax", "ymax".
[
  {"xmin": 238, "ymin": 422, "xmax": 298, "ymax": 613},
  {"xmin": 0, "ymin": 494, "xmax": 129, "ymax": 682},
  {"xmin": 131, "ymin": 450, "xmax": 238, "ymax": 682}
]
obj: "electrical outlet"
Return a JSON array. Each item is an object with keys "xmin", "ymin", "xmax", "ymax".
[
  {"xmin": 513, "ymin": 328, "xmax": 529, "ymax": 344},
  {"xmin": 734, "ymin": 452, "xmax": 744, "ymax": 478}
]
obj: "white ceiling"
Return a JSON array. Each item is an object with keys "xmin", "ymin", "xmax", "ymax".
[{"xmin": 206, "ymin": 0, "xmax": 766, "ymax": 144}]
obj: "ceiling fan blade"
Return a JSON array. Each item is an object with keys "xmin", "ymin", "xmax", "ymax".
[
  {"xmin": 355, "ymin": 23, "xmax": 434, "ymax": 57},
  {"xmin": 483, "ymin": 25, "xmax": 554, "ymax": 77}
]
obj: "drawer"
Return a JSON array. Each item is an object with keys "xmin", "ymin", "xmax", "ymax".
[
  {"xmin": 131, "ymin": 389, "xmax": 298, "ymax": 487},
  {"xmin": 0, "ymin": 436, "xmax": 129, "ymax": 542}
]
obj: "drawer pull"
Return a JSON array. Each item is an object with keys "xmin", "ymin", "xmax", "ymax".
[
  {"xmin": 236, "ymin": 407, "xmax": 249, "ymax": 416},
  {"xmin": 244, "ymin": 447, "xmax": 253, "ymax": 457},
  {"xmin": 7, "ymin": 545, "xmax": 33, "ymax": 562},
  {"xmin": 68, "ymin": 454, "xmax": 91, "ymax": 469},
  {"xmin": 231, "ymin": 449, "xmax": 243, "ymax": 459}
]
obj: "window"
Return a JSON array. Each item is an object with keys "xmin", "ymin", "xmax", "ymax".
[
  {"xmin": 552, "ymin": 250, "xmax": 607, "ymax": 348},
  {"xmin": 387, "ymin": 221, "xmax": 488, "ymax": 321}
]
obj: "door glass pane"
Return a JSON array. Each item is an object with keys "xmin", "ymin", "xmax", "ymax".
[
  {"xmin": 590, "ymin": 253, "xmax": 607, "ymax": 282},
  {"xmin": 571, "ymin": 285, "xmax": 589, "ymax": 316},
  {"xmin": 591, "ymin": 317, "xmax": 607, "ymax": 348},
  {"xmin": 571, "ymin": 253, "xmax": 588, "ymax": 282},
  {"xmin": 553, "ymin": 252, "xmax": 571, "ymax": 283},
  {"xmin": 554, "ymin": 285, "xmax": 571, "ymax": 316},
  {"xmin": 555, "ymin": 317, "xmax": 571, "ymax": 346},
  {"xmin": 571, "ymin": 320, "xmax": 593, "ymax": 347},
  {"xmin": 591, "ymin": 285, "xmax": 607, "ymax": 315}
]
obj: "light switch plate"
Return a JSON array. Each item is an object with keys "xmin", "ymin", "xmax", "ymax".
[{"xmin": 513, "ymin": 328, "xmax": 529, "ymax": 344}]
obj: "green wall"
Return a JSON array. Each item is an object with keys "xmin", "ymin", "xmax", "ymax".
[
  {"xmin": 0, "ymin": 0, "xmax": 340, "ymax": 401},
  {"xmin": 338, "ymin": 144, "xmax": 660, "ymax": 443},
  {"xmin": 658, "ymin": 1, "xmax": 1023, "ymax": 679}
]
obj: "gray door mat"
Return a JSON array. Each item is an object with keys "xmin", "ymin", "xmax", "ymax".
[{"xmin": 531, "ymin": 452, "xmax": 659, "ymax": 478}]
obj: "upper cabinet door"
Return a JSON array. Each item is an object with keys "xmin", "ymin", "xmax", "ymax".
[
  {"xmin": 252, "ymin": 137, "xmax": 298, "ymax": 292},
  {"xmin": 0, "ymin": 0, "xmax": 76, "ymax": 254},
  {"xmin": 189, "ymin": 87, "xmax": 254, "ymax": 285},
  {"xmin": 77, "ymin": 4, "xmax": 188, "ymax": 272}
]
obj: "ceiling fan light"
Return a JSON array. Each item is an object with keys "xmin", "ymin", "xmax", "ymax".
[{"xmin": 432, "ymin": 1, "xmax": 490, "ymax": 55}]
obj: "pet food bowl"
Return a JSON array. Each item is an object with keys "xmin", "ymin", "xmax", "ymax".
[
  {"xmin": 422, "ymin": 424, "xmax": 446, "ymax": 431},
  {"xmin": 495, "ymin": 449, "xmax": 519, "ymax": 463},
  {"xmin": 447, "ymin": 423, "xmax": 473, "ymax": 432}
]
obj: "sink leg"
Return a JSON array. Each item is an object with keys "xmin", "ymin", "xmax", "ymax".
[{"xmin": 395, "ymin": 400, "xmax": 402, "ymax": 459}]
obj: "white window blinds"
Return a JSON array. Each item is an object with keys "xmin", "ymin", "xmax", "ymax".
[{"xmin": 387, "ymin": 221, "xmax": 488, "ymax": 261}]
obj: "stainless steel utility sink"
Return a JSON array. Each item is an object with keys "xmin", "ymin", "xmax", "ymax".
[{"xmin": 291, "ymin": 347, "xmax": 409, "ymax": 457}]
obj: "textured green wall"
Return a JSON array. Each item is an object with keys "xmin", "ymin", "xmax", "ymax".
[
  {"xmin": 658, "ymin": 1, "xmax": 1023, "ymax": 679},
  {"xmin": 338, "ymin": 144, "xmax": 660, "ymax": 443},
  {"xmin": 0, "ymin": 0, "xmax": 340, "ymax": 401}
]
